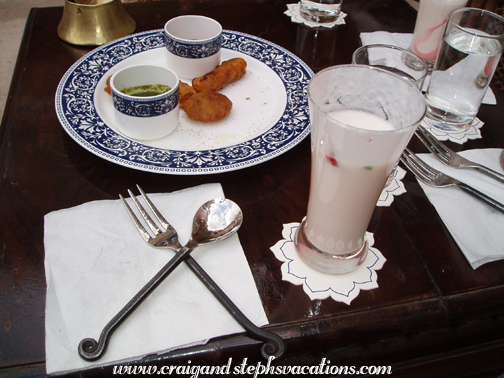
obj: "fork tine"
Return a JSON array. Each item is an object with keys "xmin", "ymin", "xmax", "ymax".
[
  {"xmin": 401, "ymin": 150, "xmax": 432, "ymax": 183},
  {"xmin": 415, "ymin": 127, "xmax": 440, "ymax": 156},
  {"xmin": 404, "ymin": 148, "xmax": 439, "ymax": 177},
  {"xmin": 128, "ymin": 189, "xmax": 163, "ymax": 236},
  {"xmin": 420, "ymin": 126, "xmax": 454, "ymax": 156},
  {"xmin": 119, "ymin": 194, "xmax": 151, "ymax": 243},
  {"xmin": 416, "ymin": 126, "xmax": 452, "ymax": 162},
  {"xmin": 136, "ymin": 185, "xmax": 170, "ymax": 230}
]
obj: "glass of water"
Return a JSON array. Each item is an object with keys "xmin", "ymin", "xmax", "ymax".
[
  {"xmin": 299, "ymin": 0, "xmax": 342, "ymax": 23},
  {"xmin": 352, "ymin": 44, "xmax": 429, "ymax": 89},
  {"xmin": 424, "ymin": 8, "xmax": 504, "ymax": 133}
]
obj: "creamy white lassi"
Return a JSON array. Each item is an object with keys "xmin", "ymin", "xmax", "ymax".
[
  {"xmin": 295, "ymin": 65, "xmax": 426, "ymax": 274},
  {"xmin": 410, "ymin": 0, "xmax": 467, "ymax": 62},
  {"xmin": 304, "ymin": 109, "xmax": 397, "ymax": 256}
]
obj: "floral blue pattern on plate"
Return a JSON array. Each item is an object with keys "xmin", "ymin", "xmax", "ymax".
[{"xmin": 55, "ymin": 29, "xmax": 313, "ymax": 175}]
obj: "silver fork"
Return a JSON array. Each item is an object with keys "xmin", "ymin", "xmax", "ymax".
[
  {"xmin": 401, "ymin": 149, "xmax": 504, "ymax": 213},
  {"xmin": 120, "ymin": 186, "xmax": 284, "ymax": 360},
  {"xmin": 416, "ymin": 125, "xmax": 504, "ymax": 183}
]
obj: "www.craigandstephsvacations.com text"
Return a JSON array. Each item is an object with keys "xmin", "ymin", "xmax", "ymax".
[{"xmin": 112, "ymin": 357, "xmax": 392, "ymax": 377}]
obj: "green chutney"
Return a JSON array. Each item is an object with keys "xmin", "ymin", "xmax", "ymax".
[{"xmin": 121, "ymin": 84, "xmax": 171, "ymax": 97}]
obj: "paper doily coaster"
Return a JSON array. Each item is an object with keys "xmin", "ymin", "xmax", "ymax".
[
  {"xmin": 420, "ymin": 117, "xmax": 483, "ymax": 144},
  {"xmin": 378, "ymin": 166, "xmax": 407, "ymax": 207},
  {"xmin": 284, "ymin": 3, "xmax": 346, "ymax": 28},
  {"xmin": 270, "ymin": 223, "xmax": 386, "ymax": 305}
]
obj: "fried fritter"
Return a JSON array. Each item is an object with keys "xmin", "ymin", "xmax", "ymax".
[
  {"xmin": 178, "ymin": 81, "xmax": 197, "ymax": 109},
  {"xmin": 183, "ymin": 90, "xmax": 232, "ymax": 123},
  {"xmin": 192, "ymin": 58, "xmax": 247, "ymax": 93},
  {"xmin": 104, "ymin": 75, "xmax": 112, "ymax": 95}
]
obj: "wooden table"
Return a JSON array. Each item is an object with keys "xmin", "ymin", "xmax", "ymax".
[{"xmin": 1, "ymin": 1, "xmax": 504, "ymax": 377}]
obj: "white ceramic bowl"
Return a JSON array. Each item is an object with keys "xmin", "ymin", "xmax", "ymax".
[
  {"xmin": 110, "ymin": 64, "xmax": 179, "ymax": 140},
  {"xmin": 164, "ymin": 15, "xmax": 222, "ymax": 79}
]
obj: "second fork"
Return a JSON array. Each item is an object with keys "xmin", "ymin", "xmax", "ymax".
[
  {"xmin": 416, "ymin": 126, "xmax": 504, "ymax": 183},
  {"xmin": 401, "ymin": 148, "xmax": 504, "ymax": 214}
]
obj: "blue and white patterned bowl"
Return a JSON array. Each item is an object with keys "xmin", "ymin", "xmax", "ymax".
[
  {"xmin": 111, "ymin": 64, "xmax": 179, "ymax": 140},
  {"xmin": 164, "ymin": 15, "xmax": 222, "ymax": 78}
]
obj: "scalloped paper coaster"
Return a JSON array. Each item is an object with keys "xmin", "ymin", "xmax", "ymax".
[
  {"xmin": 377, "ymin": 166, "xmax": 407, "ymax": 207},
  {"xmin": 284, "ymin": 3, "xmax": 346, "ymax": 28},
  {"xmin": 420, "ymin": 117, "xmax": 483, "ymax": 144},
  {"xmin": 270, "ymin": 223, "xmax": 386, "ymax": 305}
]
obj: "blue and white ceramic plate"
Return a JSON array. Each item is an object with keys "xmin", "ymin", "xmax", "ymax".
[{"xmin": 55, "ymin": 30, "xmax": 313, "ymax": 174}]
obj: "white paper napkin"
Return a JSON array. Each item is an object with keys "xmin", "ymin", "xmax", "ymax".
[
  {"xmin": 415, "ymin": 149, "xmax": 504, "ymax": 269},
  {"xmin": 359, "ymin": 31, "xmax": 497, "ymax": 105},
  {"xmin": 360, "ymin": 31, "xmax": 414, "ymax": 52},
  {"xmin": 44, "ymin": 183, "xmax": 268, "ymax": 375}
]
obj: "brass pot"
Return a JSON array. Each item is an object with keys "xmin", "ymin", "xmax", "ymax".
[{"xmin": 57, "ymin": 0, "xmax": 136, "ymax": 46}]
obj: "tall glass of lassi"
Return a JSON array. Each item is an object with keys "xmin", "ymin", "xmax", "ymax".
[
  {"xmin": 409, "ymin": 0, "xmax": 467, "ymax": 67},
  {"xmin": 295, "ymin": 65, "xmax": 426, "ymax": 274}
]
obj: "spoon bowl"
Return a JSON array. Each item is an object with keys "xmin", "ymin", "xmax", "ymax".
[{"xmin": 191, "ymin": 198, "xmax": 243, "ymax": 246}]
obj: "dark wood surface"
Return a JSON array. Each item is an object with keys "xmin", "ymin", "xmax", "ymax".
[{"xmin": 1, "ymin": 1, "xmax": 504, "ymax": 377}]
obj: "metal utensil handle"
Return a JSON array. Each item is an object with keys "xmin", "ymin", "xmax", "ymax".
[
  {"xmin": 184, "ymin": 255, "xmax": 285, "ymax": 359},
  {"xmin": 78, "ymin": 241, "xmax": 197, "ymax": 361},
  {"xmin": 458, "ymin": 183, "xmax": 504, "ymax": 214},
  {"xmin": 474, "ymin": 165, "xmax": 504, "ymax": 184}
]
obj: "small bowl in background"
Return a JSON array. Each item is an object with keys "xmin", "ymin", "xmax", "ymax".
[
  {"xmin": 164, "ymin": 15, "xmax": 222, "ymax": 79},
  {"xmin": 110, "ymin": 64, "xmax": 179, "ymax": 140}
]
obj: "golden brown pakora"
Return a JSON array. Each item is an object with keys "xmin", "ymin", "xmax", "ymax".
[
  {"xmin": 183, "ymin": 90, "xmax": 232, "ymax": 123},
  {"xmin": 104, "ymin": 75, "xmax": 112, "ymax": 95},
  {"xmin": 178, "ymin": 81, "xmax": 197, "ymax": 109},
  {"xmin": 192, "ymin": 58, "xmax": 247, "ymax": 93}
]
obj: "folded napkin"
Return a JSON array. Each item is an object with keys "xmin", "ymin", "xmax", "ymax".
[
  {"xmin": 359, "ymin": 31, "xmax": 497, "ymax": 105},
  {"xmin": 360, "ymin": 31, "xmax": 415, "ymax": 52},
  {"xmin": 44, "ymin": 183, "xmax": 268, "ymax": 374},
  {"xmin": 415, "ymin": 149, "xmax": 504, "ymax": 269}
]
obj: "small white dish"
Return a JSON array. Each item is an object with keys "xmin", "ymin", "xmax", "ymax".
[
  {"xmin": 110, "ymin": 64, "xmax": 179, "ymax": 140},
  {"xmin": 164, "ymin": 15, "xmax": 222, "ymax": 79}
]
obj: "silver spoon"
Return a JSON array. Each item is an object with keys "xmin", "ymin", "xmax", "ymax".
[
  {"xmin": 78, "ymin": 198, "xmax": 243, "ymax": 361},
  {"xmin": 500, "ymin": 150, "xmax": 504, "ymax": 170}
]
